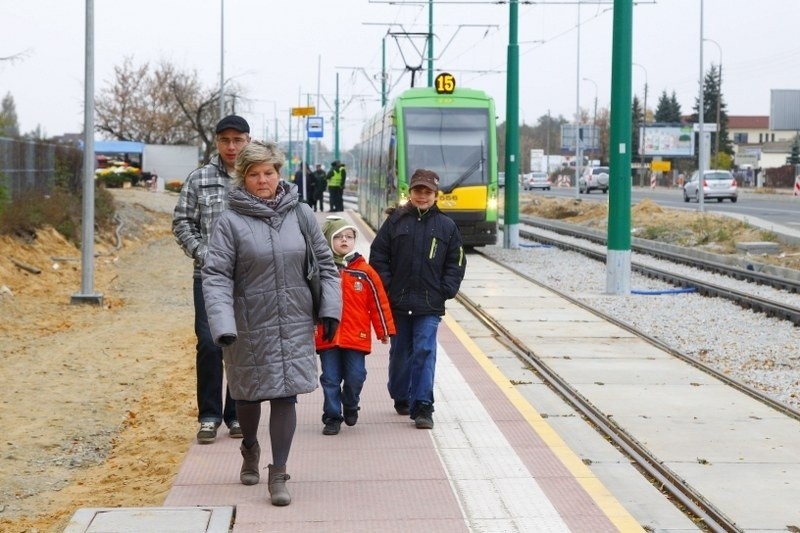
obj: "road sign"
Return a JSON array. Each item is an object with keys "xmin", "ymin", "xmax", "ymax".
[
  {"xmin": 291, "ymin": 106, "xmax": 316, "ymax": 117},
  {"xmin": 650, "ymin": 160, "xmax": 671, "ymax": 172},
  {"xmin": 307, "ymin": 116, "xmax": 323, "ymax": 138}
]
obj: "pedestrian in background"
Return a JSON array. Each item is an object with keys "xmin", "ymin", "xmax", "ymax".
[
  {"xmin": 315, "ymin": 216, "xmax": 395, "ymax": 436},
  {"xmin": 202, "ymin": 141, "xmax": 342, "ymax": 506},
  {"xmin": 312, "ymin": 163, "xmax": 327, "ymax": 212},
  {"xmin": 369, "ymin": 169, "xmax": 466, "ymax": 430},
  {"xmin": 173, "ymin": 114, "xmax": 250, "ymax": 444},
  {"xmin": 326, "ymin": 160, "xmax": 346, "ymax": 212}
]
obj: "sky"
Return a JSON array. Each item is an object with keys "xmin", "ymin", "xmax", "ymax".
[{"xmin": 2, "ymin": 0, "xmax": 799, "ymax": 151}]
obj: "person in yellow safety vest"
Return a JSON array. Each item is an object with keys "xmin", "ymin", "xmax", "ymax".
[{"xmin": 326, "ymin": 161, "xmax": 346, "ymax": 212}]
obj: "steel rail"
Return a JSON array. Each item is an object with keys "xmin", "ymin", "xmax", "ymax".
[{"xmin": 455, "ymin": 286, "xmax": 741, "ymax": 532}]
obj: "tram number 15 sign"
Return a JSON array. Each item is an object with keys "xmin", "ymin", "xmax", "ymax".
[{"xmin": 435, "ymin": 73, "xmax": 456, "ymax": 95}]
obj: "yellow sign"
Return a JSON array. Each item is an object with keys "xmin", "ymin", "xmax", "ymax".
[
  {"xmin": 435, "ymin": 73, "xmax": 456, "ymax": 95},
  {"xmin": 650, "ymin": 160, "xmax": 671, "ymax": 172},
  {"xmin": 291, "ymin": 106, "xmax": 316, "ymax": 117}
]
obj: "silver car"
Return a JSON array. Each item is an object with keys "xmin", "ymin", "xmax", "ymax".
[
  {"xmin": 683, "ymin": 170, "xmax": 738, "ymax": 203},
  {"xmin": 524, "ymin": 171, "xmax": 550, "ymax": 191},
  {"xmin": 579, "ymin": 166, "xmax": 609, "ymax": 194}
]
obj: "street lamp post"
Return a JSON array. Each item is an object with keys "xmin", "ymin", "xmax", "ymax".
[
  {"xmin": 698, "ymin": 0, "xmax": 707, "ymax": 212},
  {"xmin": 705, "ymin": 38, "xmax": 722, "ymax": 166},
  {"xmin": 574, "ymin": 2, "xmax": 583, "ymax": 199},
  {"xmin": 219, "ymin": 0, "xmax": 225, "ymax": 121},
  {"xmin": 633, "ymin": 62, "xmax": 648, "ymax": 187},
  {"xmin": 582, "ymin": 77, "xmax": 598, "ymax": 161},
  {"xmin": 583, "ymin": 77, "xmax": 598, "ymax": 128}
]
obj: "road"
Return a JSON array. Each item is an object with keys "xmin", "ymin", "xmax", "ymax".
[{"xmin": 527, "ymin": 186, "xmax": 799, "ymax": 231}]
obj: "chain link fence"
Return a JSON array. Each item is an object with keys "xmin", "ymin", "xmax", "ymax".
[{"xmin": 0, "ymin": 137, "xmax": 59, "ymax": 201}]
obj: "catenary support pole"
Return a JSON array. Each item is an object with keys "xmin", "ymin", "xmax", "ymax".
[
  {"xmin": 605, "ymin": 0, "xmax": 633, "ymax": 295},
  {"xmin": 503, "ymin": 0, "xmax": 520, "ymax": 249}
]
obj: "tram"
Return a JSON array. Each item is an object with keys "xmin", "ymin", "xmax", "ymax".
[{"xmin": 357, "ymin": 73, "xmax": 498, "ymax": 246}]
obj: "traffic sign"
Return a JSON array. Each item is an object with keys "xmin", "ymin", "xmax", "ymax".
[
  {"xmin": 291, "ymin": 106, "xmax": 316, "ymax": 117},
  {"xmin": 307, "ymin": 116, "xmax": 323, "ymax": 138}
]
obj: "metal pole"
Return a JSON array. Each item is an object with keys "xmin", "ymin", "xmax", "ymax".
[
  {"xmin": 316, "ymin": 55, "xmax": 321, "ymax": 165},
  {"xmin": 219, "ymin": 0, "xmax": 225, "ymax": 121},
  {"xmin": 427, "ymin": 0, "xmax": 434, "ymax": 87},
  {"xmin": 583, "ymin": 77, "xmax": 598, "ymax": 158},
  {"xmin": 705, "ymin": 38, "xmax": 722, "ymax": 166},
  {"xmin": 335, "ymin": 73, "xmax": 340, "ymax": 161},
  {"xmin": 698, "ymin": 0, "xmax": 706, "ymax": 213},
  {"xmin": 381, "ymin": 34, "xmax": 388, "ymax": 107},
  {"xmin": 503, "ymin": 0, "xmax": 520, "ymax": 249},
  {"xmin": 72, "ymin": 0, "xmax": 102, "ymax": 305},
  {"xmin": 574, "ymin": 3, "xmax": 582, "ymax": 199},
  {"xmin": 633, "ymin": 62, "xmax": 647, "ymax": 186},
  {"xmin": 606, "ymin": 0, "xmax": 633, "ymax": 295}
]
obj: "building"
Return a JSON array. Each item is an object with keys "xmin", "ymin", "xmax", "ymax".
[{"xmin": 728, "ymin": 115, "xmax": 796, "ymax": 170}]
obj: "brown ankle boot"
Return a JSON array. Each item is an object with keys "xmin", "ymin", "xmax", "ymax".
[
  {"xmin": 267, "ymin": 464, "xmax": 291, "ymax": 506},
  {"xmin": 240, "ymin": 442, "xmax": 260, "ymax": 486}
]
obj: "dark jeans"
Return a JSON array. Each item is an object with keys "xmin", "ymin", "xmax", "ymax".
[
  {"xmin": 329, "ymin": 186, "xmax": 344, "ymax": 211},
  {"xmin": 387, "ymin": 314, "xmax": 441, "ymax": 417},
  {"xmin": 319, "ymin": 348, "xmax": 367, "ymax": 422},
  {"xmin": 193, "ymin": 277, "xmax": 237, "ymax": 427}
]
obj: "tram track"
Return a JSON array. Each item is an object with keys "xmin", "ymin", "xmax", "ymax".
[
  {"xmin": 457, "ymin": 252, "xmax": 800, "ymax": 532},
  {"xmin": 515, "ymin": 216, "xmax": 800, "ymax": 325}
]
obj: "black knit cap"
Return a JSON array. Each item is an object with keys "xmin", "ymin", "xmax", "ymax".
[{"xmin": 215, "ymin": 115, "xmax": 250, "ymax": 134}]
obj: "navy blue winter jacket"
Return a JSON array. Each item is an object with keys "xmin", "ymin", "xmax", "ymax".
[{"xmin": 369, "ymin": 203, "xmax": 466, "ymax": 316}]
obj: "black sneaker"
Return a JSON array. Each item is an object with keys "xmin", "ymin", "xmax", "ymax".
[
  {"xmin": 414, "ymin": 403, "xmax": 434, "ymax": 430},
  {"xmin": 393, "ymin": 400, "xmax": 410, "ymax": 416},
  {"xmin": 322, "ymin": 420, "xmax": 341, "ymax": 435},
  {"xmin": 197, "ymin": 421, "xmax": 219, "ymax": 444},
  {"xmin": 229, "ymin": 420, "xmax": 243, "ymax": 438},
  {"xmin": 343, "ymin": 407, "xmax": 359, "ymax": 427}
]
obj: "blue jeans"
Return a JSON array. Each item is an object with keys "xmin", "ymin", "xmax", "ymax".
[
  {"xmin": 387, "ymin": 314, "xmax": 441, "ymax": 417},
  {"xmin": 319, "ymin": 348, "xmax": 367, "ymax": 422},
  {"xmin": 194, "ymin": 277, "xmax": 237, "ymax": 427}
]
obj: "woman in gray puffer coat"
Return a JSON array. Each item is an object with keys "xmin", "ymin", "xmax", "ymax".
[{"xmin": 202, "ymin": 141, "xmax": 342, "ymax": 506}]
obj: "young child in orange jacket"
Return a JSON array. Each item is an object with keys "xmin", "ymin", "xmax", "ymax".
[{"xmin": 315, "ymin": 216, "xmax": 396, "ymax": 435}]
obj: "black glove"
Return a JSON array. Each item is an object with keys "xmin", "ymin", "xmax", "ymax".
[
  {"xmin": 321, "ymin": 318, "xmax": 339, "ymax": 343},
  {"xmin": 218, "ymin": 334, "xmax": 236, "ymax": 346}
]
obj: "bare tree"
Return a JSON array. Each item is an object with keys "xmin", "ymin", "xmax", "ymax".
[{"xmin": 96, "ymin": 57, "xmax": 243, "ymax": 159}]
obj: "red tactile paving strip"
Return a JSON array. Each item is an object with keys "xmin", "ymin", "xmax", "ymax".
[{"xmin": 165, "ymin": 317, "xmax": 620, "ymax": 532}]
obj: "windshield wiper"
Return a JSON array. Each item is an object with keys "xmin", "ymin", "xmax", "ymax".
[{"xmin": 441, "ymin": 153, "xmax": 485, "ymax": 194}]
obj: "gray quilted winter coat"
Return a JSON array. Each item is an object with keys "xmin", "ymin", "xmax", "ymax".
[{"xmin": 202, "ymin": 183, "xmax": 342, "ymax": 401}]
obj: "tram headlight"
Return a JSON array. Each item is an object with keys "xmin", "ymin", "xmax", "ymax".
[{"xmin": 487, "ymin": 197, "xmax": 498, "ymax": 210}]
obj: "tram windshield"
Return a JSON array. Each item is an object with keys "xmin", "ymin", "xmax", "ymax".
[{"xmin": 403, "ymin": 107, "xmax": 490, "ymax": 193}]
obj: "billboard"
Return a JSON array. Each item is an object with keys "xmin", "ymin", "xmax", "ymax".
[
  {"xmin": 639, "ymin": 125, "xmax": 694, "ymax": 157},
  {"xmin": 560, "ymin": 124, "xmax": 599, "ymax": 151}
]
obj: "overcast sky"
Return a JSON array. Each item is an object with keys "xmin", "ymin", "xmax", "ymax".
[{"xmin": 2, "ymin": 0, "xmax": 799, "ymax": 150}]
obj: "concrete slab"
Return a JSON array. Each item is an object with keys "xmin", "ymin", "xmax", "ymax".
[{"xmin": 64, "ymin": 506, "xmax": 233, "ymax": 533}]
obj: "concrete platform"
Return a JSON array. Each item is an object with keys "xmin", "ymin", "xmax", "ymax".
[{"xmin": 63, "ymin": 506, "xmax": 234, "ymax": 533}]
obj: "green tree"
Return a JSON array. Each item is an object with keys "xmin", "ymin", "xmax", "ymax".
[
  {"xmin": 655, "ymin": 90, "xmax": 682, "ymax": 123},
  {"xmin": 787, "ymin": 135, "xmax": 800, "ymax": 166},
  {"xmin": 690, "ymin": 64, "xmax": 733, "ymax": 166},
  {"xmin": 0, "ymin": 92, "xmax": 20, "ymax": 138},
  {"xmin": 631, "ymin": 95, "xmax": 643, "ymax": 157}
]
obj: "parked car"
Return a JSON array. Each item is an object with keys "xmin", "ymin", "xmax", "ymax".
[
  {"xmin": 683, "ymin": 169, "xmax": 738, "ymax": 203},
  {"xmin": 523, "ymin": 171, "xmax": 550, "ymax": 191},
  {"xmin": 579, "ymin": 166, "xmax": 609, "ymax": 194}
]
